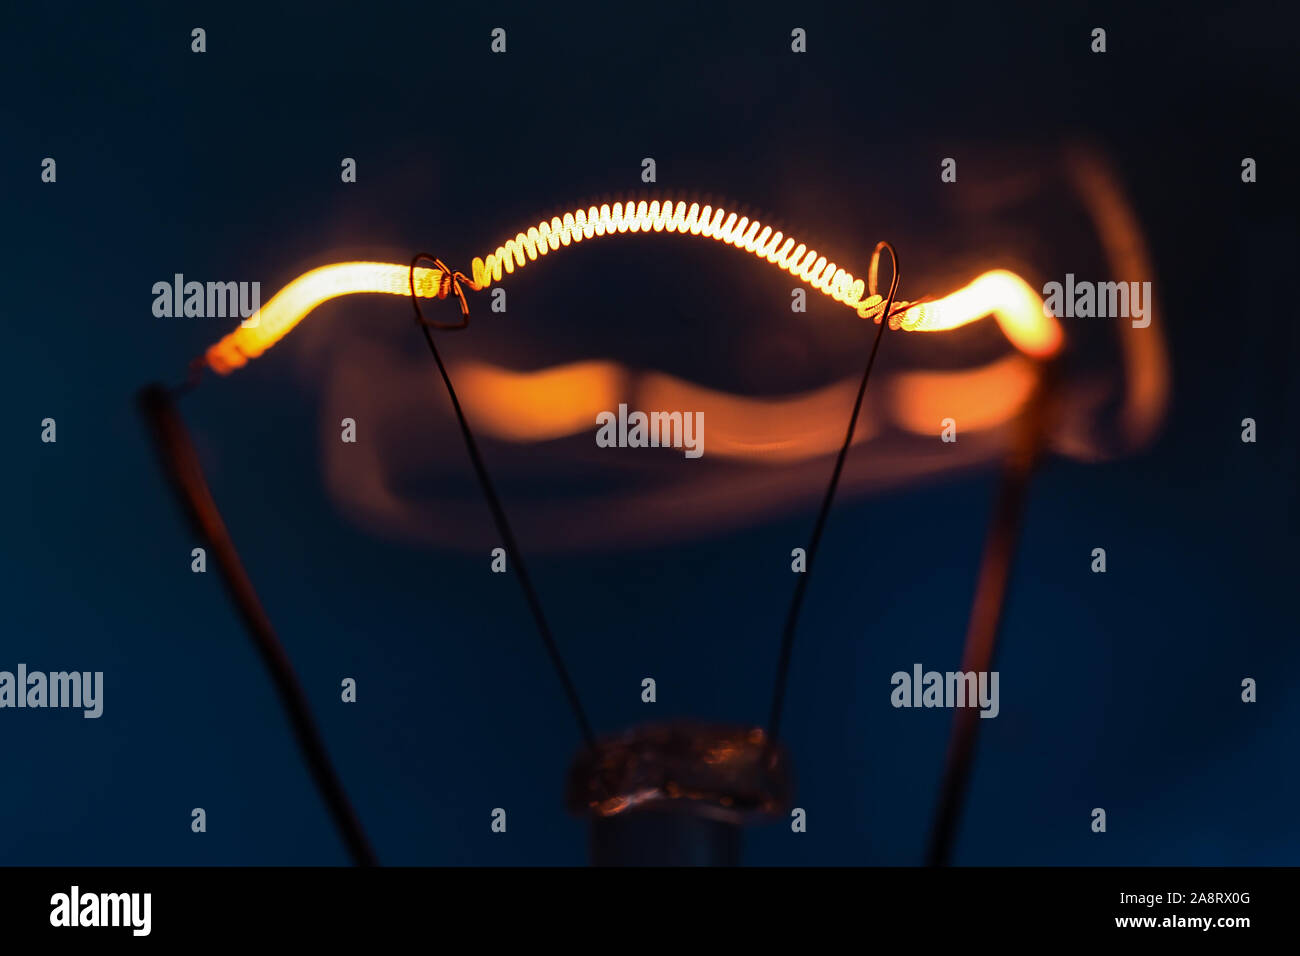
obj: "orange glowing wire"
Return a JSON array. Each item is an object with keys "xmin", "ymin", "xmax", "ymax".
[{"xmin": 204, "ymin": 199, "xmax": 1063, "ymax": 374}]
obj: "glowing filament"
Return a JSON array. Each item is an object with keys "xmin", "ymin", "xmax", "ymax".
[{"xmin": 204, "ymin": 200, "xmax": 1063, "ymax": 374}]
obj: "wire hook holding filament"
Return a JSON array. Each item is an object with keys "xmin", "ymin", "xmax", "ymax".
[
  {"xmin": 410, "ymin": 253, "xmax": 474, "ymax": 330},
  {"xmin": 869, "ymin": 240, "xmax": 900, "ymax": 304}
]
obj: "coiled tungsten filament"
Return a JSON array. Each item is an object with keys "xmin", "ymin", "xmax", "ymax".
[
  {"xmin": 468, "ymin": 200, "xmax": 880, "ymax": 315},
  {"xmin": 204, "ymin": 199, "xmax": 1063, "ymax": 375}
]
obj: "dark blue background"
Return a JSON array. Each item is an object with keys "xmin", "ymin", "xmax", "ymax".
[{"xmin": 3, "ymin": 1, "xmax": 1297, "ymax": 864}]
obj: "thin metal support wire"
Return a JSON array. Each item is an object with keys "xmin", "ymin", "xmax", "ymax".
[
  {"xmin": 925, "ymin": 367, "xmax": 1051, "ymax": 866},
  {"xmin": 410, "ymin": 255, "xmax": 598, "ymax": 750},
  {"xmin": 766, "ymin": 241, "xmax": 900, "ymax": 743},
  {"xmin": 138, "ymin": 383, "xmax": 379, "ymax": 866}
]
